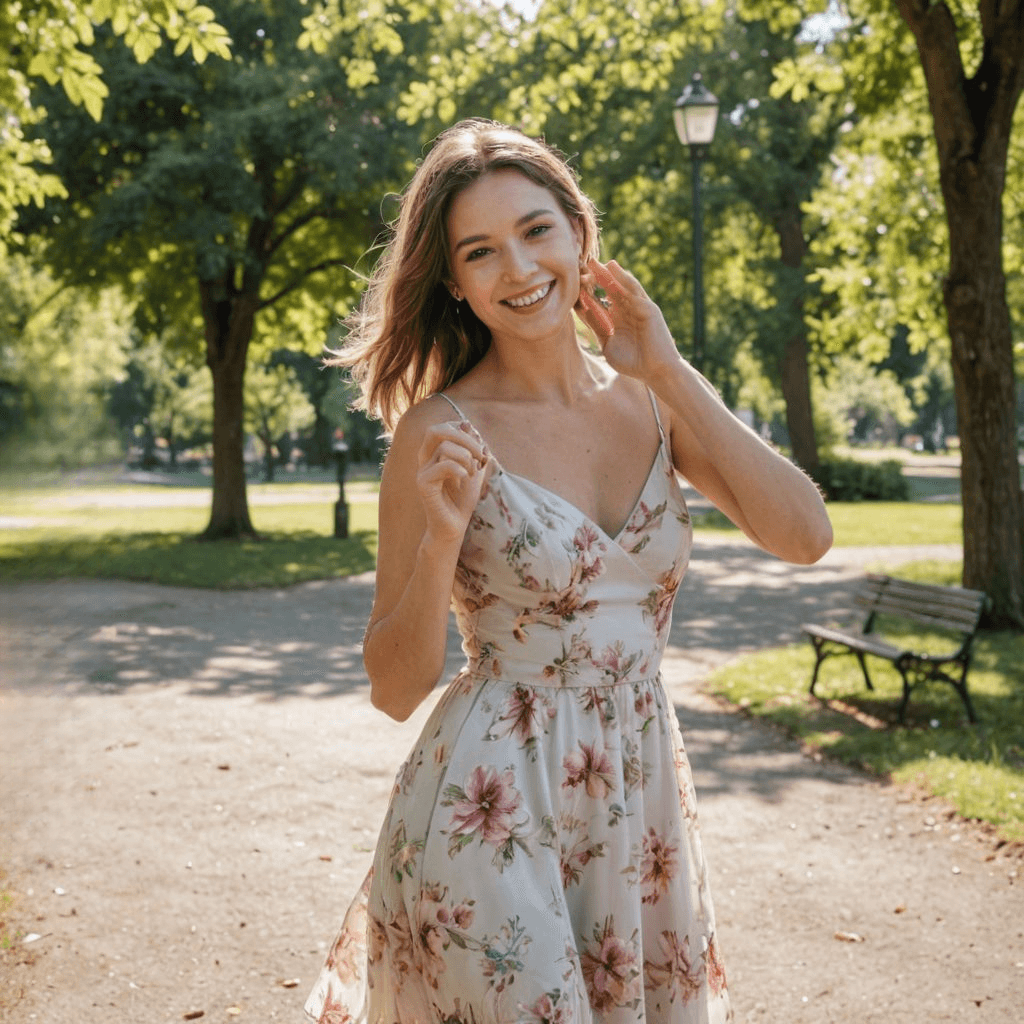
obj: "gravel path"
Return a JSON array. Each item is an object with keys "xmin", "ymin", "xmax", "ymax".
[{"xmin": 1, "ymin": 539, "xmax": 1021, "ymax": 1023}]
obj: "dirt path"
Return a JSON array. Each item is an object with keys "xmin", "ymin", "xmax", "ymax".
[{"xmin": 1, "ymin": 539, "xmax": 1021, "ymax": 1023}]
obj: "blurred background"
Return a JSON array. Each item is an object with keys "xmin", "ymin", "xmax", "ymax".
[{"xmin": 2, "ymin": 0, "xmax": 1022, "ymax": 618}]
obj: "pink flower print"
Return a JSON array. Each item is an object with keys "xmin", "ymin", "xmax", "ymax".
[
  {"xmin": 559, "ymin": 820, "xmax": 606, "ymax": 889},
  {"xmin": 592, "ymin": 640, "xmax": 640, "ymax": 684},
  {"xmin": 443, "ymin": 766, "xmax": 528, "ymax": 862},
  {"xmin": 639, "ymin": 827, "xmax": 680, "ymax": 904},
  {"xmin": 580, "ymin": 916, "xmax": 641, "ymax": 1011},
  {"xmin": 623, "ymin": 499, "xmax": 667, "ymax": 554},
  {"xmin": 562, "ymin": 740, "xmax": 616, "ymax": 800},
  {"xmin": 489, "ymin": 685, "xmax": 554, "ymax": 746},
  {"xmin": 367, "ymin": 911, "xmax": 387, "ymax": 966},
  {"xmin": 384, "ymin": 903, "xmax": 417, "ymax": 984},
  {"xmin": 453, "ymin": 562, "xmax": 499, "ymax": 616},
  {"xmin": 639, "ymin": 561, "xmax": 683, "ymax": 636},
  {"xmin": 318, "ymin": 994, "xmax": 355, "ymax": 1024},
  {"xmin": 704, "ymin": 936, "xmax": 728, "ymax": 996},
  {"xmin": 413, "ymin": 884, "xmax": 475, "ymax": 990},
  {"xmin": 521, "ymin": 990, "xmax": 572, "ymax": 1024},
  {"xmin": 643, "ymin": 930, "xmax": 701, "ymax": 1004},
  {"xmin": 571, "ymin": 524, "xmax": 606, "ymax": 581},
  {"xmin": 634, "ymin": 686, "xmax": 655, "ymax": 720}
]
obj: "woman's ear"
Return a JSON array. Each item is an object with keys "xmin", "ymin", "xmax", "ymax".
[{"xmin": 447, "ymin": 283, "xmax": 463, "ymax": 302}]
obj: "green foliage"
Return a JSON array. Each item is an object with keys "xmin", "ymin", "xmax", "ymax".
[
  {"xmin": 0, "ymin": 244, "xmax": 133, "ymax": 468},
  {"xmin": 815, "ymin": 353, "xmax": 916, "ymax": 446},
  {"xmin": 0, "ymin": 0, "xmax": 231, "ymax": 234},
  {"xmin": 245, "ymin": 362, "xmax": 315, "ymax": 481},
  {"xmin": 105, "ymin": 333, "xmax": 211, "ymax": 464},
  {"xmin": 710, "ymin": 562, "xmax": 1024, "ymax": 840},
  {"xmin": 813, "ymin": 456, "xmax": 909, "ymax": 501}
]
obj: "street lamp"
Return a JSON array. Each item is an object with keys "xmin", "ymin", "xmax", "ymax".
[{"xmin": 673, "ymin": 72, "xmax": 720, "ymax": 373}]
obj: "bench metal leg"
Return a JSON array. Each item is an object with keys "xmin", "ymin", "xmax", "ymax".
[
  {"xmin": 895, "ymin": 657, "xmax": 979, "ymax": 725},
  {"xmin": 808, "ymin": 638, "xmax": 829, "ymax": 697},
  {"xmin": 855, "ymin": 652, "xmax": 875, "ymax": 691}
]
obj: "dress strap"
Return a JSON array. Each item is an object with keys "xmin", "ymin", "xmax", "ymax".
[
  {"xmin": 646, "ymin": 387, "xmax": 667, "ymax": 445},
  {"xmin": 436, "ymin": 392, "xmax": 467, "ymax": 420}
]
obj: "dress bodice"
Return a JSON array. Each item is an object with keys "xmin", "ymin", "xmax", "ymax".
[{"xmin": 442, "ymin": 394, "xmax": 693, "ymax": 689}]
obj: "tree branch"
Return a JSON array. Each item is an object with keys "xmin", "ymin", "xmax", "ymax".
[
  {"xmin": 892, "ymin": 0, "xmax": 973, "ymax": 162},
  {"xmin": 258, "ymin": 258, "xmax": 350, "ymax": 311}
]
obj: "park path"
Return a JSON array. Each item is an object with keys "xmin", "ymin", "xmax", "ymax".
[{"xmin": 1, "ymin": 537, "xmax": 1021, "ymax": 1023}]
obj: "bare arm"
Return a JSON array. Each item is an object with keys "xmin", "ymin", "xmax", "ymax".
[
  {"xmin": 578, "ymin": 259, "xmax": 833, "ymax": 564},
  {"xmin": 363, "ymin": 399, "xmax": 488, "ymax": 721}
]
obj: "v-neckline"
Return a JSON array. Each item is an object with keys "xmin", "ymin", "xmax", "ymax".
[
  {"xmin": 495, "ymin": 447, "xmax": 663, "ymax": 546},
  {"xmin": 452, "ymin": 412, "xmax": 666, "ymax": 547}
]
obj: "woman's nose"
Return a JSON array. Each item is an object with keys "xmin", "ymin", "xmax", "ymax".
[{"xmin": 501, "ymin": 242, "xmax": 535, "ymax": 281}]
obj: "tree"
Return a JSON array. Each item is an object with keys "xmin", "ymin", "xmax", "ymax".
[
  {"xmin": 244, "ymin": 361, "xmax": 313, "ymax": 482},
  {"xmin": 106, "ymin": 335, "xmax": 212, "ymax": 467},
  {"xmin": 20, "ymin": 0, "xmax": 433, "ymax": 537},
  {"xmin": 1, "ymin": 0, "xmax": 230, "ymax": 235},
  {"xmin": 0, "ymin": 244, "xmax": 133, "ymax": 467},
  {"xmin": 776, "ymin": 0, "xmax": 1024, "ymax": 626},
  {"xmin": 888, "ymin": 0, "xmax": 1024, "ymax": 627}
]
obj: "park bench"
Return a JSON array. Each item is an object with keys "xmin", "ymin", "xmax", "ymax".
[{"xmin": 801, "ymin": 573, "xmax": 987, "ymax": 724}]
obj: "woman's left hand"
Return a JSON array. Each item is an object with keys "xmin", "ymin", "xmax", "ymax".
[{"xmin": 574, "ymin": 259, "xmax": 680, "ymax": 382}]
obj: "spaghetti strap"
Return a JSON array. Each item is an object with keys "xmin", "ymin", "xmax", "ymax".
[
  {"xmin": 646, "ymin": 387, "xmax": 667, "ymax": 444},
  {"xmin": 436, "ymin": 392, "xmax": 467, "ymax": 420}
]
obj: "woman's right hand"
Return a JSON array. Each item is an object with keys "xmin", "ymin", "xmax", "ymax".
[{"xmin": 416, "ymin": 421, "xmax": 490, "ymax": 548}]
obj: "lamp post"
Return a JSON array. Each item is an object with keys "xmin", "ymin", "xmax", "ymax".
[
  {"xmin": 332, "ymin": 433, "xmax": 350, "ymax": 539},
  {"xmin": 673, "ymin": 73, "xmax": 720, "ymax": 374}
]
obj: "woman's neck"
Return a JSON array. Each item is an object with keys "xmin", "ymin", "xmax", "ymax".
[{"xmin": 474, "ymin": 323, "xmax": 604, "ymax": 404}]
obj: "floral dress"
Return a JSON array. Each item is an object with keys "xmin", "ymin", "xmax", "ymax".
[{"xmin": 305, "ymin": 392, "xmax": 731, "ymax": 1024}]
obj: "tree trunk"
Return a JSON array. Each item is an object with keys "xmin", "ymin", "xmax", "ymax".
[
  {"xmin": 943, "ymin": 180, "xmax": 1024, "ymax": 628},
  {"xmin": 773, "ymin": 206, "xmax": 820, "ymax": 474},
  {"xmin": 200, "ymin": 282, "xmax": 259, "ymax": 540},
  {"xmin": 897, "ymin": 0, "xmax": 1024, "ymax": 628}
]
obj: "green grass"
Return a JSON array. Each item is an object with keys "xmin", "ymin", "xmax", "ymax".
[
  {"xmin": 0, "ymin": 498, "xmax": 378, "ymax": 588},
  {"xmin": 709, "ymin": 561, "xmax": 1024, "ymax": 841},
  {"xmin": 0, "ymin": 474, "xmax": 962, "ymax": 589},
  {"xmin": 691, "ymin": 501, "xmax": 961, "ymax": 547}
]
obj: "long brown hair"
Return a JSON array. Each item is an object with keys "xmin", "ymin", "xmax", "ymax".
[{"xmin": 328, "ymin": 118, "xmax": 601, "ymax": 434}]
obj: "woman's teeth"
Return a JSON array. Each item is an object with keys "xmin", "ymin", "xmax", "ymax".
[{"xmin": 505, "ymin": 282, "xmax": 552, "ymax": 308}]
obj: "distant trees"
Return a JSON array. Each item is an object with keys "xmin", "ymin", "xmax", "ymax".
[{"xmin": 20, "ymin": 0, "xmax": 430, "ymax": 537}]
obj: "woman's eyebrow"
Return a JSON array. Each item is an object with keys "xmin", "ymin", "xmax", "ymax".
[{"xmin": 453, "ymin": 208, "xmax": 555, "ymax": 253}]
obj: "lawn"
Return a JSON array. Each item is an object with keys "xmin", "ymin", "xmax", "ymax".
[
  {"xmin": 0, "ymin": 475, "xmax": 964, "ymax": 588},
  {"xmin": 709, "ymin": 561, "xmax": 1024, "ymax": 842},
  {"xmin": 0, "ymin": 486, "xmax": 379, "ymax": 589}
]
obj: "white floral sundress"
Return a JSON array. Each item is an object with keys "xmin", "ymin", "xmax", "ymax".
[{"xmin": 305, "ymin": 391, "xmax": 732, "ymax": 1024}]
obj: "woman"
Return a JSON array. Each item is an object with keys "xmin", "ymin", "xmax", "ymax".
[{"xmin": 306, "ymin": 118, "xmax": 832, "ymax": 1024}]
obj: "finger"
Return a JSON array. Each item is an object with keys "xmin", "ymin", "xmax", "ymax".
[
  {"xmin": 432, "ymin": 439, "xmax": 483, "ymax": 474},
  {"xmin": 588, "ymin": 259, "xmax": 627, "ymax": 296},
  {"xmin": 605, "ymin": 259, "xmax": 647, "ymax": 297},
  {"xmin": 577, "ymin": 287, "xmax": 615, "ymax": 336},
  {"xmin": 420, "ymin": 423, "xmax": 486, "ymax": 467}
]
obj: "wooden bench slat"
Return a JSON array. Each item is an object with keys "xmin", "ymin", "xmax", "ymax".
[{"xmin": 801, "ymin": 624, "xmax": 901, "ymax": 660}]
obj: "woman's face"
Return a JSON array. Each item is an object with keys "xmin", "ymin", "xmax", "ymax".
[{"xmin": 446, "ymin": 168, "xmax": 582, "ymax": 345}]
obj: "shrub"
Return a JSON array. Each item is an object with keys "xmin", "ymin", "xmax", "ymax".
[{"xmin": 813, "ymin": 456, "xmax": 909, "ymax": 502}]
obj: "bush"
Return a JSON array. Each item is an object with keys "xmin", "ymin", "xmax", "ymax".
[{"xmin": 813, "ymin": 456, "xmax": 909, "ymax": 502}]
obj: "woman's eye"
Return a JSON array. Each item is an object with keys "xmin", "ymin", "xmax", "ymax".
[
  {"xmin": 465, "ymin": 247, "xmax": 490, "ymax": 262},
  {"xmin": 527, "ymin": 224, "xmax": 551, "ymax": 238}
]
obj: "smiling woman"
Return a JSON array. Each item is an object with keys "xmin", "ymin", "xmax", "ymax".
[{"xmin": 306, "ymin": 118, "xmax": 832, "ymax": 1024}]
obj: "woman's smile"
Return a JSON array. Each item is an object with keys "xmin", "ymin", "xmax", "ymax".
[{"xmin": 502, "ymin": 281, "xmax": 554, "ymax": 309}]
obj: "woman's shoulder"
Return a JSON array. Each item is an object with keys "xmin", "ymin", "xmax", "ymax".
[{"xmin": 390, "ymin": 393, "xmax": 463, "ymax": 450}]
